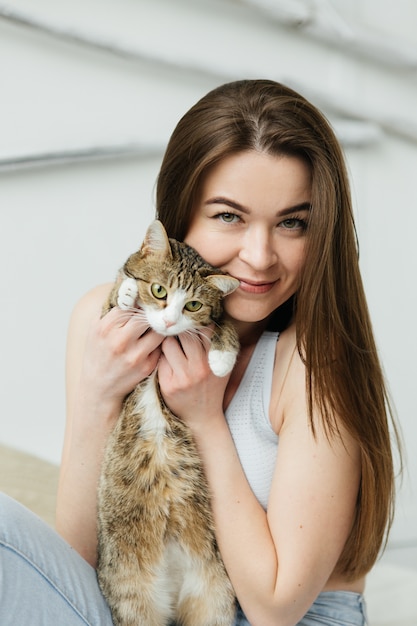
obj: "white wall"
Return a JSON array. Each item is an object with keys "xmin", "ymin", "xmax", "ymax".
[{"xmin": 1, "ymin": 0, "xmax": 416, "ymax": 566}]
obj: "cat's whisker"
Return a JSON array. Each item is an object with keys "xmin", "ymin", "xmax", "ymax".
[
  {"xmin": 183, "ymin": 327, "xmax": 212, "ymax": 346},
  {"xmin": 209, "ymin": 320, "xmax": 225, "ymax": 342},
  {"xmin": 116, "ymin": 307, "xmax": 146, "ymax": 319},
  {"xmin": 114, "ymin": 307, "xmax": 150, "ymax": 330},
  {"xmin": 116, "ymin": 306, "xmax": 141, "ymax": 315}
]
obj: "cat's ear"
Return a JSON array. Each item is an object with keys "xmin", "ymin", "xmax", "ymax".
[
  {"xmin": 205, "ymin": 275, "xmax": 240, "ymax": 295},
  {"xmin": 141, "ymin": 220, "xmax": 172, "ymax": 258}
]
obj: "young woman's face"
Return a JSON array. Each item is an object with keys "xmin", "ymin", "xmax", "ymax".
[{"xmin": 185, "ymin": 150, "xmax": 311, "ymax": 327}]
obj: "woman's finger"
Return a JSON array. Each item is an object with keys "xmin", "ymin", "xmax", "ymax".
[
  {"xmin": 160, "ymin": 336, "xmax": 187, "ymax": 366},
  {"xmin": 101, "ymin": 306, "xmax": 149, "ymax": 335},
  {"xmin": 175, "ymin": 326, "xmax": 214, "ymax": 358}
]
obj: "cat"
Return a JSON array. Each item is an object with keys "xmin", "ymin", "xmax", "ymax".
[{"xmin": 97, "ymin": 220, "xmax": 239, "ymax": 626}]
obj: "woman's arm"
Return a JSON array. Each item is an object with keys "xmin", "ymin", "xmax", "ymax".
[
  {"xmin": 158, "ymin": 331, "xmax": 361, "ymax": 626},
  {"xmin": 56, "ymin": 284, "xmax": 163, "ymax": 566}
]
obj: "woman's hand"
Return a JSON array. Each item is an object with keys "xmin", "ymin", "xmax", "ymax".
[
  {"xmin": 81, "ymin": 306, "xmax": 163, "ymax": 409},
  {"xmin": 157, "ymin": 329, "xmax": 230, "ymax": 428}
]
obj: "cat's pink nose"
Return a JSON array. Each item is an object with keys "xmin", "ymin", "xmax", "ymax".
[{"xmin": 164, "ymin": 319, "xmax": 175, "ymax": 328}]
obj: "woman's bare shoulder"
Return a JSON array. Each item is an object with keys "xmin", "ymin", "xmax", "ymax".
[
  {"xmin": 270, "ymin": 322, "xmax": 304, "ymax": 433},
  {"xmin": 69, "ymin": 283, "xmax": 114, "ymax": 326},
  {"xmin": 66, "ymin": 283, "xmax": 115, "ymax": 364}
]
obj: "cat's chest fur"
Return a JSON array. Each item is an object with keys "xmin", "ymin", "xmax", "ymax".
[
  {"xmin": 127, "ymin": 373, "xmax": 197, "ymax": 481},
  {"xmin": 106, "ymin": 372, "xmax": 205, "ymax": 519}
]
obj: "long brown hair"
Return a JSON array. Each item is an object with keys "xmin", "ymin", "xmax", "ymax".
[{"xmin": 156, "ymin": 79, "xmax": 401, "ymax": 579}]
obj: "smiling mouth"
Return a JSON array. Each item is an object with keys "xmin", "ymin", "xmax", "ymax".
[{"xmin": 237, "ymin": 279, "xmax": 277, "ymax": 294}]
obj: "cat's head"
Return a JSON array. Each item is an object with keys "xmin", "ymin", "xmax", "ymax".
[{"xmin": 122, "ymin": 220, "xmax": 239, "ymax": 336}]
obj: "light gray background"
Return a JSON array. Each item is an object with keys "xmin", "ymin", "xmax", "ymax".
[{"xmin": 1, "ymin": 0, "xmax": 416, "ymax": 570}]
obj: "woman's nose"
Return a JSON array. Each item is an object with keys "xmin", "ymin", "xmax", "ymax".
[{"xmin": 238, "ymin": 228, "xmax": 277, "ymax": 270}]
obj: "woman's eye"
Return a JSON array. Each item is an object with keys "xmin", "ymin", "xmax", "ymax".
[
  {"xmin": 218, "ymin": 213, "xmax": 239, "ymax": 223},
  {"xmin": 151, "ymin": 283, "xmax": 167, "ymax": 299},
  {"xmin": 281, "ymin": 218, "xmax": 307, "ymax": 231},
  {"xmin": 184, "ymin": 300, "xmax": 203, "ymax": 312}
]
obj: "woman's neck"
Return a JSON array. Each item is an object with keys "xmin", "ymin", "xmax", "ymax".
[{"xmin": 228, "ymin": 317, "xmax": 270, "ymax": 348}]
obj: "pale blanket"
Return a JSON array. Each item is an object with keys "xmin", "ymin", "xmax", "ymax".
[{"xmin": 0, "ymin": 443, "xmax": 58, "ymax": 527}]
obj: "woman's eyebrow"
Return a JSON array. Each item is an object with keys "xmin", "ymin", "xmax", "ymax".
[
  {"xmin": 205, "ymin": 197, "xmax": 311, "ymax": 216},
  {"xmin": 205, "ymin": 197, "xmax": 249, "ymax": 213},
  {"xmin": 277, "ymin": 202, "xmax": 311, "ymax": 217}
]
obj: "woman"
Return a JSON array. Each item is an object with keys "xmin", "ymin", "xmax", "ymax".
[{"xmin": 0, "ymin": 80, "xmax": 399, "ymax": 625}]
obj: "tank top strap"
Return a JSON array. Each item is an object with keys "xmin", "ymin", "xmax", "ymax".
[{"xmin": 225, "ymin": 330, "xmax": 279, "ymax": 509}]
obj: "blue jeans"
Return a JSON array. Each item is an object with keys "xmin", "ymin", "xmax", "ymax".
[
  {"xmin": 0, "ymin": 493, "xmax": 367, "ymax": 625},
  {"xmin": 235, "ymin": 593, "xmax": 368, "ymax": 625}
]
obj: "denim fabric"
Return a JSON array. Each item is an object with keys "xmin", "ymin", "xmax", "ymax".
[
  {"xmin": 0, "ymin": 492, "xmax": 367, "ymax": 626},
  {"xmin": 0, "ymin": 492, "xmax": 113, "ymax": 625},
  {"xmin": 297, "ymin": 591, "xmax": 368, "ymax": 625},
  {"xmin": 234, "ymin": 592, "xmax": 368, "ymax": 625}
]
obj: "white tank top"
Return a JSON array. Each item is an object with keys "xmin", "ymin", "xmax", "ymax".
[{"xmin": 225, "ymin": 331, "xmax": 279, "ymax": 510}]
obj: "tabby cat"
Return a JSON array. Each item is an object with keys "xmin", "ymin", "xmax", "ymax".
[{"xmin": 97, "ymin": 220, "xmax": 239, "ymax": 626}]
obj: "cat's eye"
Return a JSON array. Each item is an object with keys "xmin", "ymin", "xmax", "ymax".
[
  {"xmin": 184, "ymin": 300, "xmax": 203, "ymax": 312},
  {"xmin": 151, "ymin": 283, "xmax": 167, "ymax": 299}
]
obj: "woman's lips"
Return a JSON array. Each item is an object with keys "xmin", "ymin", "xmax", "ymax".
[{"xmin": 237, "ymin": 279, "xmax": 277, "ymax": 294}]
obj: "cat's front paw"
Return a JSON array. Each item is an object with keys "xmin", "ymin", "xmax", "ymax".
[
  {"xmin": 117, "ymin": 277, "xmax": 138, "ymax": 309},
  {"xmin": 208, "ymin": 349, "xmax": 237, "ymax": 377}
]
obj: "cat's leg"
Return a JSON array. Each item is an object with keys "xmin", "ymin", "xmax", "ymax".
[
  {"xmin": 208, "ymin": 348, "xmax": 238, "ymax": 377},
  {"xmin": 175, "ymin": 552, "xmax": 236, "ymax": 626},
  {"xmin": 98, "ymin": 483, "xmax": 177, "ymax": 626},
  {"xmin": 208, "ymin": 321, "xmax": 239, "ymax": 377},
  {"xmin": 98, "ymin": 511, "xmax": 178, "ymax": 625},
  {"xmin": 117, "ymin": 277, "xmax": 139, "ymax": 309},
  {"xmin": 167, "ymin": 488, "xmax": 236, "ymax": 626},
  {"xmin": 97, "ymin": 540, "xmax": 177, "ymax": 626}
]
